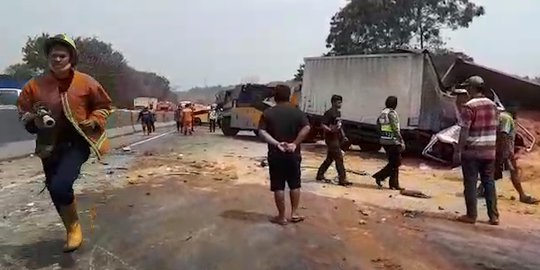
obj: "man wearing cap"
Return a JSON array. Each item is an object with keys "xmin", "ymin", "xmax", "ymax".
[
  {"xmin": 455, "ymin": 76, "xmax": 500, "ymax": 225},
  {"xmin": 17, "ymin": 34, "xmax": 113, "ymax": 252}
]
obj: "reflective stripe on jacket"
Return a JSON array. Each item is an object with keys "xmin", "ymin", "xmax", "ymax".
[
  {"xmin": 378, "ymin": 108, "xmax": 400, "ymax": 145},
  {"xmin": 18, "ymin": 71, "xmax": 113, "ymax": 160}
]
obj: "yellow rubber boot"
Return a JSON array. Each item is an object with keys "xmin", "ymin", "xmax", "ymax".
[{"xmin": 59, "ymin": 200, "xmax": 83, "ymax": 252}]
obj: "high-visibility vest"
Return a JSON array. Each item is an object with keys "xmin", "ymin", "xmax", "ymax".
[{"xmin": 378, "ymin": 108, "xmax": 400, "ymax": 144}]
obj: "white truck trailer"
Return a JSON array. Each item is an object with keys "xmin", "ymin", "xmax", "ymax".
[
  {"xmin": 301, "ymin": 50, "xmax": 457, "ymax": 153},
  {"xmin": 133, "ymin": 97, "xmax": 158, "ymax": 110}
]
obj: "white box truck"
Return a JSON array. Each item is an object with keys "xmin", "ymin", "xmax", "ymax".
[
  {"xmin": 301, "ymin": 50, "xmax": 458, "ymax": 153},
  {"xmin": 133, "ymin": 97, "xmax": 158, "ymax": 110}
]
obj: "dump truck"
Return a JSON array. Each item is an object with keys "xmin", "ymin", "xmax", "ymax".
[{"xmin": 216, "ymin": 82, "xmax": 301, "ymax": 137}]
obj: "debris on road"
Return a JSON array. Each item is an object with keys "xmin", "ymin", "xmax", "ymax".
[
  {"xmin": 359, "ymin": 209, "xmax": 371, "ymax": 216},
  {"xmin": 402, "ymin": 210, "xmax": 423, "ymax": 218},
  {"xmin": 399, "ymin": 189, "xmax": 431, "ymax": 199},
  {"xmin": 371, "ymin": 258, "xmax": 403, "ymax": 270}
]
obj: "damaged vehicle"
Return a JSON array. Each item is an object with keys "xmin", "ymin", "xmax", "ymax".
[{"xmin": 300, "ymin": 50, "xmax": 536, "ymax": 164}]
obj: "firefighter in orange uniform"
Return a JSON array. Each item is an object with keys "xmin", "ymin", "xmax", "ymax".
[
  {"xmin": 182, "ymin": 103, "xmax": 194, "ymax": 135},
  {"xmin": 17, "ymin": 34, "xmax": 112, "ymax": 252}
]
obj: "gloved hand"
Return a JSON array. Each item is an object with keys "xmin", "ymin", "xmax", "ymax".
[
  {"xmin": 20, "ymin": 112, "xmax": 37, "ymax": 123},
  {"xmin": 79, "ymin": 119, "xmax": 98, "ymax": 130}
]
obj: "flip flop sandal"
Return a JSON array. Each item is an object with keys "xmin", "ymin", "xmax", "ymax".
[
  {"xmin": 270, "ymin": 217, "xmax": 288, "ymax": 226},
  {"xmin": 520, "ymin": 196, "xmax": 540, "ymax": 205},
  {"xmin": 456, "ymin": 215, "xmax": 476, "ymax": 224},
  {"xmin": 290, "ymin": 216, "xmax": 305, "ymax": 223}
]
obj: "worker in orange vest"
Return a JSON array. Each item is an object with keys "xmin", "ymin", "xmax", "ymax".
[
  {"xmin": 182, "ymin": 103, "xmax": 194, "ymax": 135},
  {"xmin": 175, "ymin": 103, "xmax": 183, "ymax": 133},
  {"xmin": 17, "ymin": 34, "xmax": 112, "ymax": 252}
]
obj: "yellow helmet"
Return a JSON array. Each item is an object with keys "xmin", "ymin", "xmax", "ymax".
[{"xmin": 44, "ymin": 34, "xmax": 78, "ymax": 65}]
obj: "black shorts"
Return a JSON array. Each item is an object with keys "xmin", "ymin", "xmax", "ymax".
[
  {"xmin": 494, "ymin": 156, "xmax": 517, "ymax": 180},
  {"xmin": 268, "ymin": 153, "xmax": 302, "ymax": 191}
]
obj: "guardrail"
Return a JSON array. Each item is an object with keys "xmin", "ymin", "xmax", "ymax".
[{"xmin": 0, "ymin": 107, "xmax": 175, "ymax": 146}]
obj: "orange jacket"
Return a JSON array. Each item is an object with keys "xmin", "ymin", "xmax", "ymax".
[
  {"xmin": 181, "ymin": 108, "xmax": 193, "ymax": 123},
  {"xmin": 18, "ymin": 71, "xmax": 113, "ymax": 160}
]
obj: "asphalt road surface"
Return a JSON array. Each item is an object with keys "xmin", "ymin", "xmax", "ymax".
[{"xmin": 1, "ymin": 127, "xmax": 540, "ymax": 270}]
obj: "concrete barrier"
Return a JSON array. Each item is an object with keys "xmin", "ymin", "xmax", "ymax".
[{"xmin": 0, "ymin": 108, "xmax": 176, "ymax": 160}]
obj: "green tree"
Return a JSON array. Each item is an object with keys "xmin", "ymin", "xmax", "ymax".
[
  {"xmin": 293, "ymin": 64, "xmax": 305, "ymax": 81},
  {"xmin": 326, "ymin": 0, "xmax": 485, "ymax": 55},
  {"xmin": 16, "ymin": 33, "xmax": 178, "ymax": 108},
  {"xmin": 4, "ymin": 63, "xmax": 38, "ymax": 81},
  {"xmin": 21, "ymin": 33, "xmax": 50, "ymax": 72}
]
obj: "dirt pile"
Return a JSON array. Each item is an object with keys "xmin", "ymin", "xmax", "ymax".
[
  {"xmin": 125, "ymin": 154, "xmax": 239, "ymax": 185},
  {"xmin": 517, "ymin": 111, "xmax": 540, "ymax": 182}
]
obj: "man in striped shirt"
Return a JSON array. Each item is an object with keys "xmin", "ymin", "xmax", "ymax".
[{"xmin": 456, "ymin": 76, "xmax": 500, "ymax": 225}]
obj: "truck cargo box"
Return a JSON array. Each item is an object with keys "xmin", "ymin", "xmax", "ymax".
[{"xmin": 301, "ymin": 51, "xmax": 451, "ymax": 133}]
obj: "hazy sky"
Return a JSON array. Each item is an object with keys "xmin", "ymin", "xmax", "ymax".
[{"xmin": 1, "ymin": 0, "xmax": 539, "ymax": 89}]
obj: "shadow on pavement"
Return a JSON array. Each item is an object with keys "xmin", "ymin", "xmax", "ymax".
[
  {"xmin": 220, "ymin": 210, "xmax": 272, "ymax": 224},
  {"xmin": 0, "ymin": 238, "xmax": 78, "ymax": 269},
  {"xmin": 232, "ymin": 134, "xmax": 263, "ymax": 143}
]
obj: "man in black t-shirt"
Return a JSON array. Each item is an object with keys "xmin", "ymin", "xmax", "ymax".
[
  {"xmin": 258, "ymin": 85, "xmax": 311, "ymax": 225},
  {"xmin": 316, "ymin": 95, "xmax": 352, "ymax": 186}
]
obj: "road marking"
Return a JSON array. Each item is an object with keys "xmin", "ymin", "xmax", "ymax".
[
  {"xmin": 89, "ymin": 245, "xmax": 138, "ymax": 270},
  {"xmin": 128, "ymin": 130, "xmax": 175, "ymax": 148}
]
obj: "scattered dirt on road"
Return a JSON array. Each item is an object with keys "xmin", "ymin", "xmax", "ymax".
[{"xmin": 2, "ymin": 129, "xmax": 540, "ymax": 269}]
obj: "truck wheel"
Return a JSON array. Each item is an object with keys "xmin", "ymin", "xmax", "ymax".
[
  {"xmin": 359, "ymin": 143, "xmax": 381, "ymax": 152},
  {"xmin": 221, "ymin": 117, "xmax": 239, "ymax": 136},
  {"xmin": 194, "ymin": 118, "xmax": 202, "ymax": 126}
]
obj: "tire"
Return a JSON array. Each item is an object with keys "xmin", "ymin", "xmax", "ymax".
[
  {"xmin": 221, "ymin": 117, "xmax": 239, "ymax": 136},
  {"xmin": 359, "ymin": 142, "xmax": 381, "ymax": 152},
  {"xmin": 194, "ymin": 118, "xmax": 202, "ymax": 126}
]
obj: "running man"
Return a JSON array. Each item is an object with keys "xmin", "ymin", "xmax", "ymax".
[{"xmin": 17, "ymin": 34, "xmax": 112, "ymax": 252}]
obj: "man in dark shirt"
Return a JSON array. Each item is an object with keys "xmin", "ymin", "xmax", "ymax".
[
  {"xmin": 316, "ymin": 95, "xmax": 352, "ymax": 186},
  {"xmin": 137, "ymin": 107, "xmax": 153, "ymax": 135},
  {"xmin": 258, "ymin": 85, "xmax": 311, "ymax": 225}
]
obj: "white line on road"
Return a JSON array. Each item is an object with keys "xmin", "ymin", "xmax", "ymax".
[{"xmin": 128, "ymin": 130, "xmax": 175, "ymax": 148}]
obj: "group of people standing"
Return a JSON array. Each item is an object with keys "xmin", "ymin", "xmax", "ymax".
[
  {"xmin": 137, "ymin": 105, "xmax": 156, "ymax": 136},
  {"xmin": 454, "ymin": 76, "xmax": 537, "ymax": 226},
  {"xmin": 259, "ymin": 76, "xmax": 537, "ymax": 226},
  {"xmin": 314, "ymin": 94, "xmax": 405, "ymax": 190},
  {"xmin": 174, "ymin": 103, "xmax": 219, "ymax": 135},
  {"xmin": 257, "ymin": 84, "xmax": 405, "ymax": 225},
  {"xmin": 175, "ymin": 103, "xmax": 195, "ymax": 135}
]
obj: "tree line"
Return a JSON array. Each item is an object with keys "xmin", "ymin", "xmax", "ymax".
[
  {"xmin": 3, "ymin": 33, "xmax": 177, "ymax": 108},
  {"xmin": 294, "ymin": 0, "xmax": 485, "ymax": 81}
]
